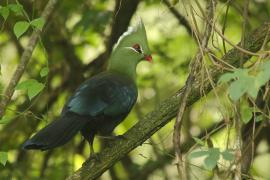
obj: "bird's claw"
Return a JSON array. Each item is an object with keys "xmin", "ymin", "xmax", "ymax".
[
  {"xmin": 90, "ymin": 152, "xmax": 100, "ymax": 161},
  {"xmin": 83, "ymin": 152, "xmax": 100, "ymax": 166}
]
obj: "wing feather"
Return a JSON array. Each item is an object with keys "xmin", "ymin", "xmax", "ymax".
[{"xmin": 65, "ymin": 72, "xmax": 137, "ymax": 118}]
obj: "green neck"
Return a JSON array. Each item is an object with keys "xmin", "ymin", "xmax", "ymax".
[{"xmin": 107, "ymin": 48, "xmax": 141, "ymax": 81}]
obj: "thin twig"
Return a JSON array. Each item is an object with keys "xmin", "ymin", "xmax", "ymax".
[
  {"xmin": 0, "ymin": 0, "xmax": 59, "ymax": 117},
  {"xmin": 194, "ymin": 0, "xmax": 260, "ymax": 57},
  {"xmin": 221, "ymin": 0, "xmax": 232, "ymax": 54},
  {"xmin": 234, "ymin": 1, "xmax": 249, "ymax": 179},
  {"xmin": 162, "ymin": 0, "xmax": 192, "ymax": 35},
  {"xmin": 173, "ymin": 0, "xmax": 216, "ymax": 179}
]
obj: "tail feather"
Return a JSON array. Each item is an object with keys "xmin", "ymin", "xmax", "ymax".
[{"xmin": 22, "ymin": 112, "xmax": 88, "ymax": 151}]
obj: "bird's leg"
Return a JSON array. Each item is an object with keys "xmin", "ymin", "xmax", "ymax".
[
  {"xmin": 80, "ymin": 128, "xmax": 99, "ymax": 162},
  {"xmin": 89, "ymin": 142, "xmax": 99, "ymax": 161},
  {"xmin": 82, "ymin": 141, "xmax": 100, "ymax": 166}
]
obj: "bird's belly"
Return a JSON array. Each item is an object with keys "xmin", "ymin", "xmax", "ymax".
[{"xmin": 92, "ymin": 114, "xmax": 127, "ymax": 135}]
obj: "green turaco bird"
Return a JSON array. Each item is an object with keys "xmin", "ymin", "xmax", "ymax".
[{"xmin": 22, "ymin": 19, "xmax": 152, "ymax": 158}]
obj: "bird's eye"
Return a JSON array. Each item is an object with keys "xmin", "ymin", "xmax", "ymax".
[{"xmin": 132, "ymin": 44, "xmax": 142, "ymax": 53}]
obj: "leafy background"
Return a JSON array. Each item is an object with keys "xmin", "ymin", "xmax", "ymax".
[{"xmin": 0, "ymin": 0, "xmax": 270, "ymax": 179}]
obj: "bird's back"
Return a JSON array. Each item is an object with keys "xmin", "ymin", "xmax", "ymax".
[{"xmin": 65, "ymin": 71, "xmax": 138, "ymax": 134}]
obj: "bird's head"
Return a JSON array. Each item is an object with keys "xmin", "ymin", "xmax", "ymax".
[
  {"xmin": 112, "ymin": 19, "xmax": 152, "ymax": 63},
  {"xmin": 108, "ymin": 19, "xmax": 152, "ymax": 79}
]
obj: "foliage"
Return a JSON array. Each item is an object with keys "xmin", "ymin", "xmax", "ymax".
[
  {"xmin": 219, "ymin": 61, "xmax": 270, "ymax": 101},
  {"xmin": 15, "ymin": 79, "xmax": 45, "ymax": 100},
  {"xmin": 0, "ymin": 152, "xmax": 8, "ymax": 166},
  {"xmin": 0, "ymin": 0, "xmax": 270, "ymax": 179},
  {"xmin": 189, "ymin": 148, "xmax": 234, "ymax": 170}
]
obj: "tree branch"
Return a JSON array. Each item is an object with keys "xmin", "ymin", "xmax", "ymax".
[
  {"xmin": 66, "ymin": 22, "xmax": 270, "ymax": 180},
  {"xmin": 0, "ymin": 0, "xmax": 59, "ymax": 117}
]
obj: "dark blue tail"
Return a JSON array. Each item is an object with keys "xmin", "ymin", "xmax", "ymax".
[{"xmin": 22, "ymin": 112, "xmax": 87, "ymax": 151}]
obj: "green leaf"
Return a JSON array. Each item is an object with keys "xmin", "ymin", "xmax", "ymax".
[
  {"xmin": 40, "ymin": 67, "xmax": 49, "ymax": 77},
  {"xmin": 204, "ymin": 148, "xmax": 220, "ymax": 170},
  {"xmin": 7, "ymin": 4, "xmax": 23, "ymax": 16},
  {"xmin": 221, "ymin": 150, "xmax": 234, "ymax": 161},
  {"xmin": 255, "ymin": 115, "xmax": 263, "ymax": 122},
  {"xmin": 228, "ymin": 80, "xmax": 247, "ymax": 101},
  {"xmin": 0, "ymin": 6, "xmax": 10, "ymax": 20},
  {"xmin": 0, "ymin": 116, "xmax": 14, "ymax": 124},
  {"xmin": 192, "ymin": 137, "xmax": 205, "ymax": 146},
  {"xmin": 240, "ymin": 102, "xmax": 253, "ymax": 124},
  {"xmin": 15, "ymin": 79, "xmax": 45, "ymax": 100},
  {"xmin": 218, "ymin": 72, "xmax": 236, "ymax": 84},
  {"xmin": 189, "ymin": 150, "xmax": 209, "ymax": 159},
  {"xmin": 0, "ymin": 152, "xmax": 8, "ymax": 166},
  {"xmin": 28, "ymin": 83, "xmax": 44, "ymax": 100},
  {"xmin": 30, "ymin": 17, "xmax": 45, "ymax": 30},
  {"xmin": 256, "ymin": 61, "xmax": 270, "ymax": 87},
  {"xmin": 13, "ymin": 21, "xmax": 30, "ymax": 39}
]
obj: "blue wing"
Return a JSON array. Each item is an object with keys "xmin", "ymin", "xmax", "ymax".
[{"xmin": 63, "ymin": 72, "xmax": 138, "ymax": 118}]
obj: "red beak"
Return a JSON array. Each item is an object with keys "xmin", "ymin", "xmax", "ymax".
[{"xmin": 144, "ymin": 55, "xmax": 152, "ymax": 62}]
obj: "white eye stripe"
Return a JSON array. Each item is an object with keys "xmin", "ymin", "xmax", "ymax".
[
  {"xmin": 140, "ymin": 46, "xmax": 144, "ymax": 54},
  {"xmin": 124, "ymin": 46, "xmax": 144, "ymax": 54}
]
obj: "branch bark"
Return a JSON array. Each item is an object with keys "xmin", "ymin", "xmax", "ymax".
[
  {"xmin": 0, "ymin": 0, "xmax": 59, "ymax": 117},
  {"xmin": 67, "ymin": 22, "xmax": 270, "ymax": 180}
]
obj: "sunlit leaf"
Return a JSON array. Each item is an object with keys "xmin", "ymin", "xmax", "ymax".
[
  {"xmin": 0, "ymin": 152, "xmax": 8, "ymax": 166},
  {"xmin": 228, "ymin": 80, "xmax": 247, "ymax": 101},
  {"xmin": 218, "ymin": 72, "xmax": 236, "ymax": 84},
  {"xmin": 31, "ymin": 17, "xmax": 45, "ymax": 30},
  {"xmin": 28, "ymin": 83, "xmax": 44, "ymax": 100},
  {"xmin": 221, "ymin": 150, "xmax": 234, "ymax": 161},
  {"xmin": 13, "ymin": 21, "xmax": 30, "ymax": 39},
  {"xmin": 0, "ymin": 6, "xmax": 10, "ymax": 20},
  {"xmin": 222, "ymin": 62, "xmax": 270, "ymax": 101},
  {"xmin": 40, "ymin": 67, "xmax": 49, "ymax": 77},
  {"xmin": 0, "ymin": 116, "xmax": 14, "ymax": 124},
  {"xmin": 15, "ymin": 79, "xmax": 45, "ymax": 100},
  {"xmin": 240, "ymin": 102, "xmax": 253, "ymax": 124},
  {"xmin": 204, "ymin": 148, "xmax": 220, "ymax": 170},
  {"xmin": 189, "ymin": 150, "xmax": 209, "ymax": 159},
  {"xmin": 7, "ymin": 4, "xmax": 23, "ymax": 16},
  {"xmin": 256, "ymin": 61, "xmax": 270, "ymax": 86},
  {"xmin": 255, "ymin": 115, "xmax": 263, "ymax": 122}
]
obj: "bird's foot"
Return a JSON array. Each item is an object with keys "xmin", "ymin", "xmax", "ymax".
[
  {"xmin": 90, "ymin": 152, "xmax": 100, "ymax": 161},
  {"xmin": 82, "ymin": 152, "xmax": 100, "ymax": 166}
]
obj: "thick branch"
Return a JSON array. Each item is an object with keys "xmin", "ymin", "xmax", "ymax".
[
  {"xmin": 0, "ymin": 0, "xmax": 59, "ymax": 117},
  {"xmin": 67, "ymin": 23, "xmax": 270, "ymax": 180}
]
